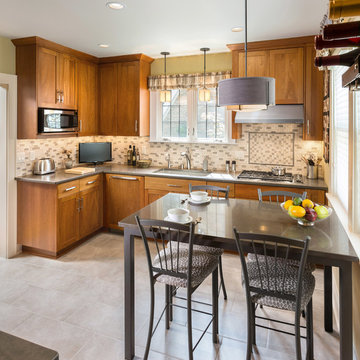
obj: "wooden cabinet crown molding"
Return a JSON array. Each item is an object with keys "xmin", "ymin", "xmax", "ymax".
[
  {"xmin": 12, "ymin": 36, "xmax": 99, "ymax": 63},
  {"xmin": 227, "ymin": 35, "xmax": 315, "ymax": 52},
  {"xmin": 99, "ymin": 53, "xmax": 154, "ymax": 64}
]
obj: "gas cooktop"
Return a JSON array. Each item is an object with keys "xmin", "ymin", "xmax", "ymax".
[{"xmin": 237, "ymin": 170, "xmax": 293, "ymax": 182}]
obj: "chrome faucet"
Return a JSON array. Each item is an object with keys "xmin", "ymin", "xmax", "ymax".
[{"xmin": 181, "ymin": 151, "xmax": 191, "ymax": 170}]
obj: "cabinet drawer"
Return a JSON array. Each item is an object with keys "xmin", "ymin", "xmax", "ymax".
[
  {"xmin": 206, "ymin": 182, "xmax": 235, "ymax": 198},
  {"xmin": 145, "ymin": 177, "xmax": 205, "ymax": 193},
  {"xmin": 57, "ymin": 180, "xmax": 80, "ymax": 198},
  {"xmin": 235, "ymin": 184, "xmax": 308, "ymax": 200},
  {"xmin": 80, "ymin": 174, "xmax": 101, "ymax": 191}
]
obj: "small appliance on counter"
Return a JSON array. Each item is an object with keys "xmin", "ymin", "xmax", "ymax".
[{"xmin": 33, "ymin": 158, "xmax": 56, "ymax": 175}]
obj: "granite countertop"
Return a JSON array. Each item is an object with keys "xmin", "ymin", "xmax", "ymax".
[{"xmin": 15, "ymin": 164, "xmax": 328, "ymax": 190}]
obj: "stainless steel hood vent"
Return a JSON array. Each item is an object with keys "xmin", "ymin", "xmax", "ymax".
[{"xmin": 234, "ymin": 104, "xmax": 304, "ymax": 124}]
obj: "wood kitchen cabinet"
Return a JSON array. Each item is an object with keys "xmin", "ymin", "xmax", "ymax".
[
  {"xmin": 37, "ymin": 47, "xmax": 77, "ymax": 109},
  {"xmin": 228, "ymin": 36, "xmax": 324, "ymax": 140},
  {"xmin": 17, "ymin": 174, "xmax": 103, "ymax": 257},
  {"xmin": 105, "ymin": 174, "xmax": 145, "ymax": 229},
  {"xmin": 98, "ymin": 54, "xmax": 153, "ymax": 136},
  {"xmin": 77, "ymin": 60, "xmax": 98, "ymax": 135}
]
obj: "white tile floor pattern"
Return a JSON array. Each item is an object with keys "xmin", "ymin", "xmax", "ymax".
[{"xmin": 0, "ymin": 233, "xmax": 340, "ymax": 360}]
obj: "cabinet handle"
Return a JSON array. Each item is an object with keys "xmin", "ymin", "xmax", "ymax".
[
  {"xmin": 307, "ymin": 119, "xmax": 310, "ymax": 135},
  {"xmin": 135, "ymin": 120, "xmax": 138, "ymax": 133},
  {"xmin": 77, "ymin": 198, "xmax": 81, "ymax": 212},
  {"xmin": 167, "ymin": 184, "xmax": 181, "ymax": 188},
  {"xmin": 65, "ymin": 186, "xmax": 76, "ymax": 192},
  {"xmin": 79, "ymin": 120, "xmax": 82, "ymax": 132},
  {"xmin": 87, "ymin": 180, "xmax": 97, "ymax": 185},
  {"xmin": 80, "ymin": 198, "xmax": 84, "ymax": 209},
  {"xmin": 56, "ymin": 91, "xmax": 61, "ymax": 103},
  {"xmin": 111, "ymin": 176, "xmax": 138, "ymax": 181},
  {"xmin": 61, "ymin": 91, "xmax": 64, "ymax": 104}
]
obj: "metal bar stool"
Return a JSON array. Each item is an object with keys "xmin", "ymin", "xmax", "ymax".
[
  {"xmin": 188, "ymin": 184, "xmax": 230, "ymax": 300},
  {"xmin": 136, "ymin": 216, "xmax": 219, "ymax": 360},
  {"xmin": 233, "ymin": 230, "xmax": 315, "ymax": 360}
]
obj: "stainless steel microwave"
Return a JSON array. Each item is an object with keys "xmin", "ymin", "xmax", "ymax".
[{"xmin": 38, "ymin": 108, "xmax": 79, "ymax": 134}]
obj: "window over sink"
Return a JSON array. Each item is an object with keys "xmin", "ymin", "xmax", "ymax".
[{"xmin": 150, "ymin": 88, "xmax": 232, "ymax": 143}]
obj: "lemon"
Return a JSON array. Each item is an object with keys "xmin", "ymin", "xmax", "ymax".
[
  {"xmin": 302, "ymin": 199, "xmax": 314, "ymax": 209},
  {"xmin": 289, "ymin": 206, "xmax": 306, "ymax": 218},
  {"xmin": 284, "ymin": 199, "xmax": 293, "ymax": 210}
]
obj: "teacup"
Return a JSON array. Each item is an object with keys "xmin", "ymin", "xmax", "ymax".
[
  {"xmin": 190, "ymin": 191, "xmax": 208, "ymax": 202},
  {"xmin": 167, "ymin": 208, "xmax": 190, "ymax": 222}
]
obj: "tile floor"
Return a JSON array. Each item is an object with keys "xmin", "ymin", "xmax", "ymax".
[{"xmin": 0, "ymin": 232, "xmax": 340, "ymax": 359}]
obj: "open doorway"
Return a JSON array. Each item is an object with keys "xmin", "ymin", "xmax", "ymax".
[{"xmin": 0, "ymin": 73, "xmax": 17, "ymax": 258}]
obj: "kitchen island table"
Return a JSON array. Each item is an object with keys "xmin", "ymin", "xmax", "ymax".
[{"xmin": 119, "ymin": 193, "xmax": 358, "ymax": 360}]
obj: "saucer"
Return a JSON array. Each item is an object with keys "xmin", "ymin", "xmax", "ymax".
[
  {"xmin": 164, "ymin": 215, "xmax": 193, "ymax": 224},
  {"xmin": 189, "ymin": 196, "xmax": 211, "ymax": 205}
]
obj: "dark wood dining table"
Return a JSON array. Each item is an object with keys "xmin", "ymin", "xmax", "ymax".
[{"xmin": 119, "ymin": 193, "xmax": 358, "ymax": 360}]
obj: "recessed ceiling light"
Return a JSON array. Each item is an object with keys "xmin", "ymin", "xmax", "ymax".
[
  {"xmin": 98, "ymin": 44, "xmax": 109, "ymax": 48},
  {"xmin": 231, "ymin": 26, "xmax": 244, "ymax": 32},
  {"xmin": 106, "ymin": 2, "xmax": 125, "ymax": 10}
]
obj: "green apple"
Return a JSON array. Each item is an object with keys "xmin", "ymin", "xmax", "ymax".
[
  {"xmin": 314, "ymin": 205, "xmax": 329, "ymax": 219},
  {"xmin": 293, "ymin": 197, "xmax": 302, "ymax": 206}
]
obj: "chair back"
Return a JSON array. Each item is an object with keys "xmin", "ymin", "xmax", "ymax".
[
  {"xmin": 135, "ymin": 216, "xmax": 195, "ymax": 284},
  {"xmin": 257, "ymin": 189, "xmax": 307, "ymax": 203},
  {"xmin": 189, "ymin": 184, "xmax": 230, "ymax": 199},
  {"xmin": 233, "ymin": 229, "xmax": 310, "ymax": 312}
]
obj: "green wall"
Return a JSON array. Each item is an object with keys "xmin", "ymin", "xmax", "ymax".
[
  {"xmin": 151, "ymin": 52, "xmax": 232, "ymax": 75},
  {"xmin": 0, "ymin": 36, "xmax": 15, "ymax": 75}
]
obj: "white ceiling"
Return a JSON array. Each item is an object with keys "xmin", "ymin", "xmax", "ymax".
[{"xmin": 0, "ymin": 0, "xmax": 328, "ymax": 58}]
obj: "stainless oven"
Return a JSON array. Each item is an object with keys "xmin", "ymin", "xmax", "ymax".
[{"xmin": 38, "ymin": 108, "xmax": 78, "ymax": 134}]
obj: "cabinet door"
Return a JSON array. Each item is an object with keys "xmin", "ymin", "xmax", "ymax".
[
  {"xmin": 105, "ymin": 174, "xmax": 144, "ymax": 229},
  {"xmin": 57, "ymin": 193, "xmax": 79, "ymax": 251},
  {"xmin": 59, "ymin": 54, "xmax": 77, "ymax": 109},
  {"xmin": 303, "ymin": 45, "xmax": 324, "ymax": 140},
  {"xmin": 79, "ymin": 185, "xmax": 102, "ymax": 239},
  {"xmin": 269, "ymin": 48, "xmax": 304, "ymax": 104},
  {"xmin": 78, "ymin": 60, "xmax": 98, "ymax": 135},
  {"xmin": 117, "ymin": 61, "xmax": 140, "ymax": 136},
  {"xmin": 99, "ymin": 63, "xmax": 117, "ymax": 135},
  {"xmin": 37, "ymin": 47, "xmax": 59, "ymax": 108},
  {"xmin": 238, "ymin": 51, "xmax": 269, "ymax": 77},
  {"xmin": 145, "ymin": 189, "xmax": 169, "ymax": 205}
]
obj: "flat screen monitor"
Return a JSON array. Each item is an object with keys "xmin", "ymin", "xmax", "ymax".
[{"xmin": 79, "ymin": 142, "xmax": 112, "ymax": 164}]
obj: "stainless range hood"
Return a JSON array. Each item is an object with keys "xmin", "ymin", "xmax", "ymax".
[{"xmin": 234, "ymin": 104, "xmax": 304, "ymax": 124}]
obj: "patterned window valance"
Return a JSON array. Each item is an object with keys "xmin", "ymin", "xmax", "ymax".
[{"xmin": 148, "ymin": 71, "xmax": 232, "ymax": 91}]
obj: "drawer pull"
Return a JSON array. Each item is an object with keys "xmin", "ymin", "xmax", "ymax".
[
  {"xmin": 87, "ymin": 180, "xmax": 97, "ymax": 185},
  {"xmin": 112, "ymin": 176, "xmax": 138, "ymax": 181},
  {"xmin": 65, "ymin": 186, "xmax": 76, "ymax": 192},
  {"xmin": 167, "ymin": 184, "xmax": 181, "ymax": 188}
]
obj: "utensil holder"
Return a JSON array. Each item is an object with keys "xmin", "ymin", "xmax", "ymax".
[{"xmin": 307, "ymin": 164, "xmax": 318, "ymax": 179}]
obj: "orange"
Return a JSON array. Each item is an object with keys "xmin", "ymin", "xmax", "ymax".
[
  {"xmin": 289, "ymin": 206, "xmax": 306, "ymax": 218},
  {"xmin": 284, "ymin": 199, "xmax": 293, "ymax": 210},
  {"xmin": 302, "ymin": 199, "xmax": 314, "ymax": 209}
]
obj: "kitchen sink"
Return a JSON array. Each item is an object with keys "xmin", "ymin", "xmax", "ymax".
[{"xmin": 154, "ymin": 168, "xmax": 211, "ymax": 177}]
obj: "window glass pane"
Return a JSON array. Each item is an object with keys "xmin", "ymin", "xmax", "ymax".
[
  {"xmin": 197, "ymin": 89, "xmax": 226, "ymax": 140},
  {"xmin": 332, "ymin": 66, "xmax": 349, "ymax": 211},
  {"xmin": 354, "ymin": 91, "xmax": 360, "ymax": 232},
  {"xmin": 161, "ymin": 89, "xmax": 188, "ymax": 138}
]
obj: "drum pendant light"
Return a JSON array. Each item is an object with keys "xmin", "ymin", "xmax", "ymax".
[
  {"xmin": 160, "ymin": 52, "xmax": 171, "ymax": 103},
  {"xmin": 218, "ymin": 0, "xmax": 275, "ymax": 112},
  {"xmin": 199, "ymin": 47, "xmax": 211, "ymax": 102}
]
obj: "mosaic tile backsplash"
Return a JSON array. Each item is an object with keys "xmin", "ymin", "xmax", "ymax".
[{"xmin": 16, "ymin": 124, "xmax": 324, "ymax": 177}]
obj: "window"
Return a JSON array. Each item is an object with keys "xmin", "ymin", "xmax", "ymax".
[
  {"xmin": 353, "ymin": 90, "xmax": 360, "ymax": 232},
  {"xmin": 150, "ymin": 88, "xmax": 232, "ymax": 143},
  {"xmin": 331, "ymin": 65, "xmax": 349, "ymax": 211}
]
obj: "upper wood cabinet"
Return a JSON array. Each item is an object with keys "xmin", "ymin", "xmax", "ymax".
[
  {"xmin": 98, "ymin": 54, "xmax": 153, "ymax": 136},
  {"xmin": 77, "ymin": 60, "xmax": 98, "ymax": 136},
  {"xmin": 37, "ymin": 48, "xmax": 77, "ymax": 109},
  {"xmin": 228, "ymin": 36, "xmax": 324, "ymax": 140}
]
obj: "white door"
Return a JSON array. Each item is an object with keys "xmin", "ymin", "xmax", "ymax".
[{"xmin": 0, "ymin": 73, "xmax": 17, "ymax": 258}]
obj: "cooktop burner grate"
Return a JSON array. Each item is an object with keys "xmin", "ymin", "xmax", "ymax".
[{"xmin": 237, "ymin": 170, "xmax": 293, "ymax": 182}]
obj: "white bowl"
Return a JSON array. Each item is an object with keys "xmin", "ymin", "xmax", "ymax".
[
  {"xmin": 190, "ymin": 191, "xmax": 208, "ymax": 202},
  {"xmin": 167, "ymin": 208, "xmax": 190, "ymax": 222}
]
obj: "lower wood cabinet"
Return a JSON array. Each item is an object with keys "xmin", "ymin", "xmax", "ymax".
[
  {"xmin": 234, "ymin": 183, "xmax": 326, "ymax": 204},
  {"xmin": 18, "ymin": 174, "xmax": 103, "ymax": 257},
  {"xmin": 105, "ymin": 174, "xmax": 145, "ymax": 229}
]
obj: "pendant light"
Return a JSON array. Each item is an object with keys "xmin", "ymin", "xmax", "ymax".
[
  {"xmin": 160, "ymin": 51, "xmax": 171, "ymax": 103},
  {"xmin": 199, "ymin": 47, "xmax": 211, "ymax": 102},
  {"xmin": 217, "ymin": 0, "xmax": 275, "ymax": 112}
]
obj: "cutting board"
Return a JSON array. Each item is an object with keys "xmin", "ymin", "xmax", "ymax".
[{"xmin": 64, "ymin": 167, "xmax": 96, "ymax": 175}]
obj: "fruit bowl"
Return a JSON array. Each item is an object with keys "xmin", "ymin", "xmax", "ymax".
[{"xmin": 280, "ymin": 202, "xmax": 332, "ymax": 227}]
